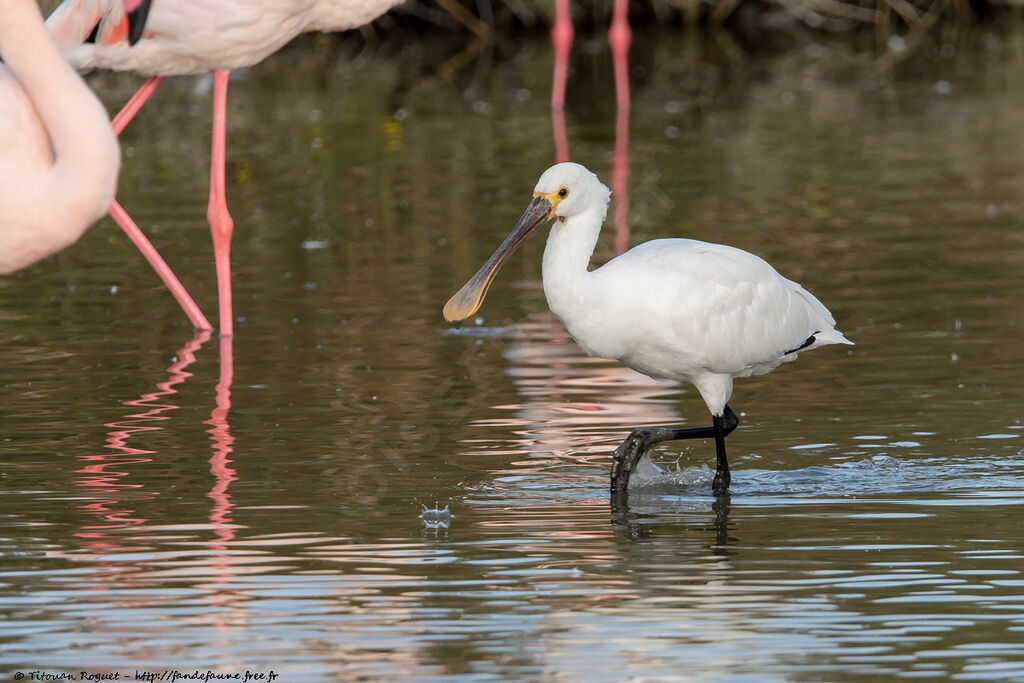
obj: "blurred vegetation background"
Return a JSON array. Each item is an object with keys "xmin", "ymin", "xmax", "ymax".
[
  {"xmin": 33, "ymin": 0, "xmax": 1020, "ymax": 51},
  {"xmin": 395, "ymin": 0, "xmax": 1006, "ymax": 40},
  {"xmin": 378, "ymin": 0, "xmax": 1018, "ymax": 77}
]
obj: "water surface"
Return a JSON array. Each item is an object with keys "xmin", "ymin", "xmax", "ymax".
[{"xmin": 3, "ymin": 27, "xmax": 1024, "ymax": 680}]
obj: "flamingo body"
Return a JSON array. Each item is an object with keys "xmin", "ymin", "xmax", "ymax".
[
  {"xmin": 0, "ymin": 0, "xmax": 119, "ymax": 275},
  {"xmin": 50, "ymin": 0, "xmax": 404, "ymax": 75}
]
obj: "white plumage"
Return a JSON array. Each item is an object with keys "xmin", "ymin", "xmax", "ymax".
[
  {"xmin": 48, "ymin": 0, "xmax": 404, "ymax": 75},
  {"xmin": 544, "ymin": 236, "xmax": 850, "ymax": 416},
  {"xmin": 444, "ymin": 162, "xmax": 852, "ymax": 494}
]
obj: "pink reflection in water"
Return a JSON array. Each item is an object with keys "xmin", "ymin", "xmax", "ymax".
[
  {"xmin": 466, "ymin": 317, "xmax": 681, "ymax": 471},
  {"xmin": 202, "ymin": 334, "xmax": 240, "ymax": 624},
  {"xmin": 65, "ymin": 329, "xmax": 243, "ymax": 625},
  {"xmin": 70, "ymin": 328, "xmax": 239, "ymax": 576},
  {"xmin": 205, "ymin": 334, "xmax": 237, "ymax": 544},
  {"xmin": 74, "ymin": 330, "xmax": 211, "ymax": 544}
]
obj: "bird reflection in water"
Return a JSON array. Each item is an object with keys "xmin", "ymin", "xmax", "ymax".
[
  {"xmin": 205, "ymin": 335, "xmax": 237, "ymax": 545},
  {"xmin": 202, "ymin": 335, "xmax": 241, "ymax": 623},
  {"xmin": 67, "ymin": 332, "xmax": 240, "ymax": 608},
  {"xmin": 462, "ymin": 317, "xmax": 738, "ymax": 549},
  {"xmin": 612, "ymin": 492, "xmax": 736, "ymax": 556},
  {"xmin": 74, "ymin": 330, "xmax": 211, "ymax": 545},
  {"xmin": 465, "ymin": 316, "xmax": 681, "ymax": 482}
]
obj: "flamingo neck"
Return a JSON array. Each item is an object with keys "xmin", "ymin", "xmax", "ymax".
[{"xmin": 541, "ymin": 208, "xmax": 604, "ymax": 327}]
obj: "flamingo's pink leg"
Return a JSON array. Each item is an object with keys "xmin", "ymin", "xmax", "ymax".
[
  {"xmin": 109, "ymin": 201, "xmax": 212, "ymax": 330},
  {"xmin": 611, "ymin": 104, "xmax": 630, "ymax": 255},
  {"xmin": 207, "ymin": 70, "xmax": 234, "ymax": 337},
  {"xmin": 550, "ymin": 0, "xmax": 573, "ymax": 111},
  {"xmin": 609, "ymin": 0, "xmax": 631, "ymax": 254},
  {"xmin": 111, "ymin": 75, "xmax": 163, "ymax": 135},
  {"xmin": 609, "ymin": 0, "xmax": 631, "ymax": 109},
  {"xmin": 552, "ymin": 106, "xmax": 570, "ymax": 164},
  {"xmin": 108, "ymin": 76, "xmax": 212, "ymax": 330}
]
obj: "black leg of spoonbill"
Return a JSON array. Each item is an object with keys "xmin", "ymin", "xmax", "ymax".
[
  {"xmin": 610, "ymin": 405, "xmax": 740, "ymax": 496},
  {"xmin": 612, "ymin": 428, "xmax": 675, "ymax": 495},
  {"xmin": 711, "ymin": 405, "xmax": 740, "ymax": 495},
  {"xmin": 611, "ymin": 425, "xmax": 717, "ymax": 495}
]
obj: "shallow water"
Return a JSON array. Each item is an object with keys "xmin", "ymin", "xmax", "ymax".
[{"xmin": 4, "ymin": 27, "xmax": 1024, "ymax": 680}]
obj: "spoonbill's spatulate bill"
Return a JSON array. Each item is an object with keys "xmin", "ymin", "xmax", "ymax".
[{"xmin": 444, "ymin": 162, "xmax": 852, "ymax": 495}]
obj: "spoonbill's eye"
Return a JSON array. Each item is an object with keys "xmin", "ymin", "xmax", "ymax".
[{"xmin": 558, "ymin": 188, "xmax": 569, "ymax": 198}]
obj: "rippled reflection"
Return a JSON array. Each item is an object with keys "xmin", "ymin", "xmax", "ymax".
[
  {"xmin": 456, "ymin": 315, "xmax": 681, "ymax": 491},
  {"xmin": 73, "ymin": 331, "xmax": 210, "ymax": 546},
  {"xmin": 205, "ymin": 336, "xmax": 236, "ymax": 541}
]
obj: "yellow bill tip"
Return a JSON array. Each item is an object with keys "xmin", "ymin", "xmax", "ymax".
[{"xmin": 443, "ymin": 286, "xmax": 483, "ymax": 327}]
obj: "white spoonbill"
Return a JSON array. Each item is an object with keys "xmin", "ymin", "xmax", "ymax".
[
  {"xmin": 46, "ymin": 0, "xmax": 406, "ymax": 335},
  {"xmin": 0, "ymin": 0, "xmax": 119, "ymax": 274},
  {"xmin": 443, "ymin": 162, "xmax": 852, "ymax": 495}
]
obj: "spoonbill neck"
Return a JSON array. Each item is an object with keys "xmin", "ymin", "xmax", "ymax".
[{"xmin": 541, "ymin": 207, "xmax": 605, "ymax": 321}]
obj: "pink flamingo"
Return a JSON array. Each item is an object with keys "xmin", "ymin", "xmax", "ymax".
[
  {"xmin": 551, "ymin": 0, "xmax": 631, "ymax": 113},
  {"xmin": 0, "ymin": 0, "xmax": 120, "ymax": 275},
  {"xmin": 550, "ymin": 0, "xmax": 632, "ymax": 255},
  {"xmin": 47, "ymin": 0, "xmax": 406, "ymax": 336}
]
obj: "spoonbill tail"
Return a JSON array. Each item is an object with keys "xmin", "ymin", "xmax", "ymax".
[
  {"xmin": 0, "ymin": 0, "xmax": 119, "ymax": 274},
  {"xmin": 46, "ymin": 0, "xmax": 405, "ymax": 335},
  {"xmin": 443, "ymin": 162, "xmax": 852, "ymax": 495}
]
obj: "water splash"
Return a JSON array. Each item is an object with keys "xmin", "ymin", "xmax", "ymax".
[
  {"xmin": 626, "ymin": 453, "xmax": 714, "ymax": 492},
  {"xmin": 420, "ymin": 503, "xmax": 453, "ymax": 530}
]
